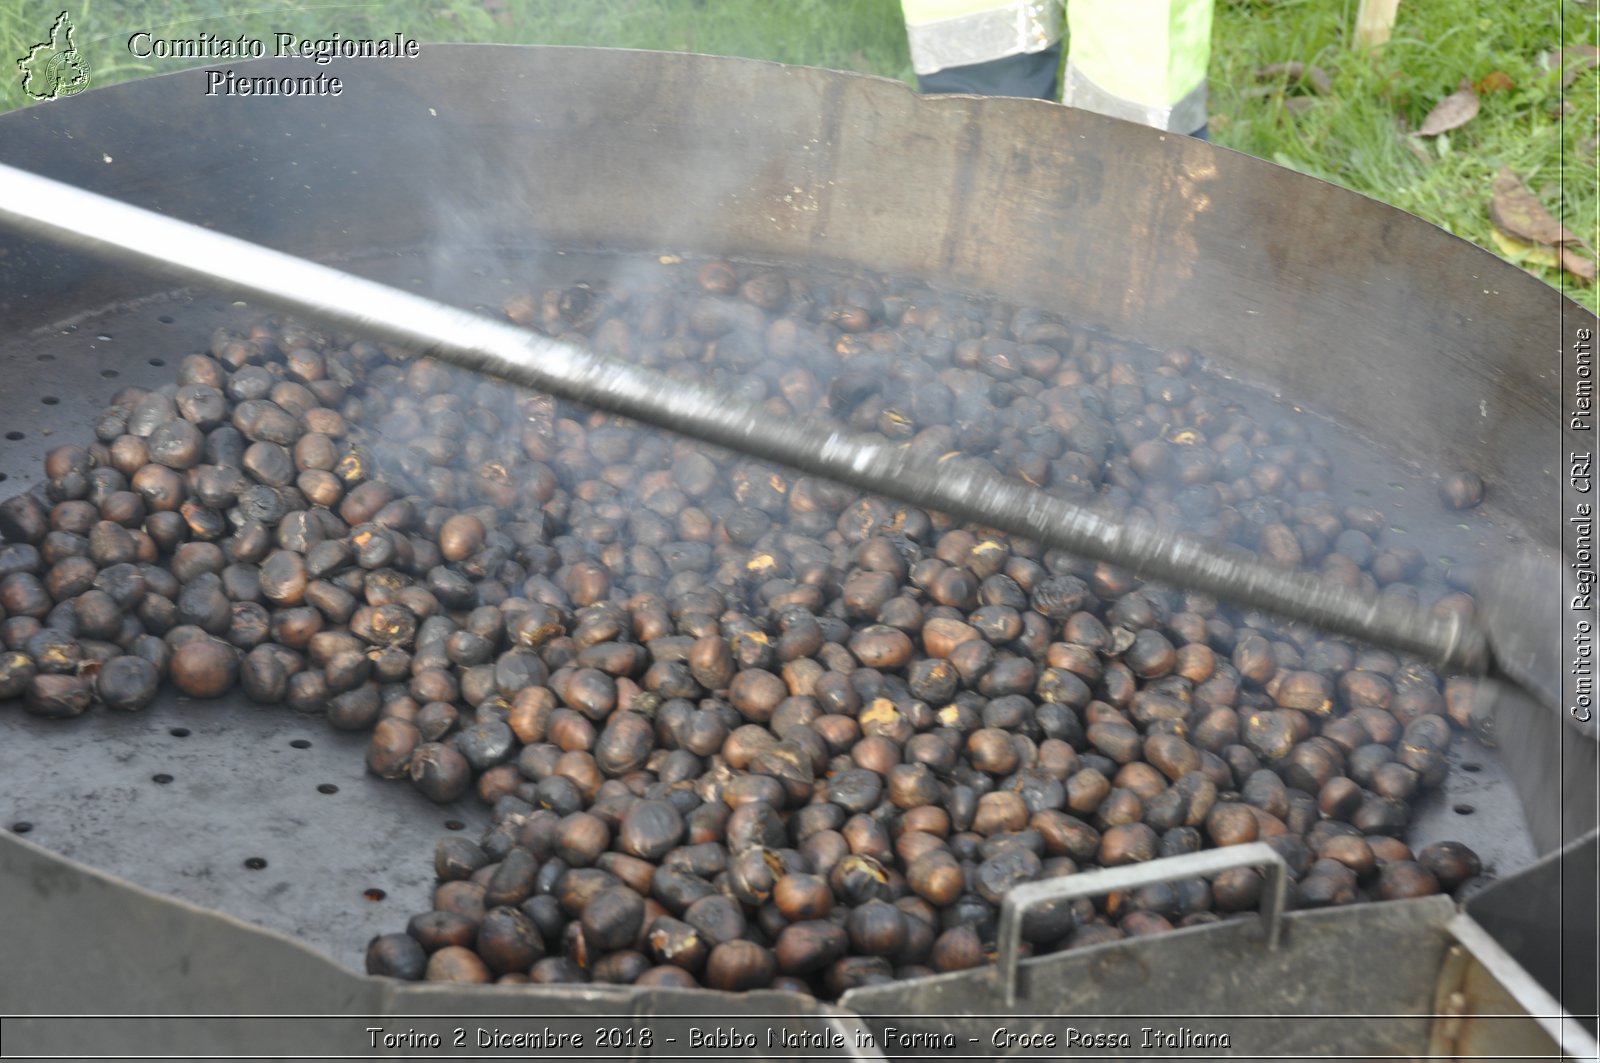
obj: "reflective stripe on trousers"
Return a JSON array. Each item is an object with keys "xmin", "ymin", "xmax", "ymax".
[
  {"xmin": 1062, "ymin": 61, "xmax": 1208, "ymax": 133},
  {"xmin": 1062, "ymin": 0, "xmax": 1212, "ymax": 132},
  {"xmin": 901, "ymin": 0, "xmax": 1211, "ymax": 131},
  {"xmin": 901, "ymin": 0, "xmax": 1065, "ymax": 77}
]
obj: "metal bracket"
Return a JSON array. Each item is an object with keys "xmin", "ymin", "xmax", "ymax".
[
  {"xmin": 995, "ymin": 841, "xmax": 1287, "ymax": 1006},
  {"xmin": 1441, "ymin": 913, "xmax": 1600, "ymax": 1062}
]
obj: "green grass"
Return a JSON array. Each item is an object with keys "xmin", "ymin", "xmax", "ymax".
[
  {"xmin": 1212, "ymin": 0, "xmax": 1599, "ymax": 312},
  {"xmin": 4, "ymin": 0, "xmax": 1595, "ymax": 310}
]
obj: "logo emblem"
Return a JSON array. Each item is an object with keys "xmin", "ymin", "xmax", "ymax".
[{"xmin": 18, "ymin": 11, "xmax": 91, "ymax": 101}]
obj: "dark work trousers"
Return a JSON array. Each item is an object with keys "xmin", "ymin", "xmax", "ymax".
[{"xmin": 916, "ymin": 43, "xmax": 1208, "ymax": 139}]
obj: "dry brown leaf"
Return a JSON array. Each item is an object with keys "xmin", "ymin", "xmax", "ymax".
[
  {"xmin": 1488, "ymin": 171, "xmax": 1594, "ymax": 284},
  {"xmin": 1490, "ymin": 227, "xmax": 1562, "ymax": 268},
  {"xmin": 1418, "ymin": 88, "xmax": 1479, "ymax": 136},
  {"xmin": 1254, "ymin": 61, "xmax": 1333, "ymax": 95},
  {"xmin": 1562, "ymin": 45, "xmax": 1599, "ymax": 87},
  {"xmin": 1474, "ymin": 70, "xmax": 1515, "ymax": 94},
  {"xmin": 1490, "ymin": 167, "xmax": 1582, "ymax": 246},
  {"xmin": 1562, "ymin": 247, "xmax": 1597, "ymax": 285},
  {"xmin": 1255, "ymin": 61, "xmax": 1300, "ymax": 79},
  {"xmin": 1542, "ymin": 45, "xmax": 1600, "ymax": 87}
]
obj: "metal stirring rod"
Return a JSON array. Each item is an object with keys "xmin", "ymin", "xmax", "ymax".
[{"xmin": 0, "ymin": 161, "xmax": 1488, "ymax": 676}]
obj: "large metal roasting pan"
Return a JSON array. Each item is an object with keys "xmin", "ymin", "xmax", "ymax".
[{"xmin": 0, "ymin": 47, "xmax": 1594, "ymax": 1060}]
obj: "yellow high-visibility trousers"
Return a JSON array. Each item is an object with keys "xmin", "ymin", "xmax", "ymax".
[{"xmin": 900, "ymin": 0, "xmax": 1212, "ymax": 132}]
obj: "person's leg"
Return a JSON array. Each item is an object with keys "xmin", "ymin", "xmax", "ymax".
[
  {"xmin": 1061, "ymin": 0, "xmax": 1213, "ymax": 136},
  {"xmin": 901, "ymin": 0, "xmax": 1065, "ymax": 101},
  {"xmin": 917, "ymin": 43, "xmax": 1062, "ymax": 100}
]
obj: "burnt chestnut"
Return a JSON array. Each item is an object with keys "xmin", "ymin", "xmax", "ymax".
[
  {"xmin": 1417, "ymin": 841, "xmax": 1481, "ymax": 892},
  {"xmin": 684, "ymin": 894, "xmax": 747, "ymax": 947},
  {"xmin": 775, "ymin": 919, "xmax": 849, "ymax": 976},
  {"xmin": 425, "ymin": 945, "xmax": 492, "ymax": 983},
  {"xmin": 636, "ymin": 965, "xmax": 699, "ymax": 989},
  {"xmin": 596, "ymin": 712, "xmax": 655, "ymax": 776},
  {"xmin": 846, "ymin": 899, "xmax": 909, "ymax": 957},
  {"xmin": 555, "ymin": 812, "xmax": 610, "ymax": 867},
  {"xmin": 929, "ymin": 925, "xmax": 985, "ymax": 973},
  {"xmin": 476, "ymin": 906, "xmax": 546, "ymax": 975},
  {"xmin": 704, "ymin": 940, "xmax": 776, "ymax": 992},
  {"xmin": 591, "ymin": 949, "xmax": 650, "ymax": 985},
  {"xmin": 581, "ymin": 886, "xmax": 646, "ymax": 952},
  {"xmin": 410, "ymin": 742, "xmax": 472, "ymax": 804},
  {"xmin": 25, "ymin": 673, "xmax": 94, "ymax": 718},
  {"xmin": 0, "ymin": 651, "xmax": 37, "ymax": 699},
  {"xmin": 407, "ymin": 910, "xmax": 478, "ymax": 952},
  {"xmin": 1376, "ymin": 860, "xmax": 1440, "ymax": 900},
  {"xmin": 1438, "ymin": 471, "xmax": 1484, "ymax": 511},
  {"xmin": 364, "ymin": 717, "xmax": 420, "ymax": 779},
  {"xmin": 435, "ymin": 837, "xmax": 491, "ymax": 882},
  {"xmin": 646, "ymin": 915, "xmax": 711, "ymax": 971},
  {"xmin": 366, "ymin": 933, "xmax": 427, "ymax": 980},
  {"xmin": 618, "ymin": 799, "xmax": 686, "ymax": 861},
  {"xmin": 96, "ymin": 655, "xmax": 160, "ymax": 711},
  {"xmin": 1099, "ymin": 823, "xmax": 1160, "ymax": 866},
  {"xmin": 773, "ymin": 872, "xmax": 834, "ymax": 921},
  {"xmin": 727, "ymin": 847, "xmax": 785, "ymax": 907},
  {"xmin": 168, "ymin": 638, "xmax": 238, "ymax": 698},
  {"xmin": 439, "ymin": 514, "xmax": 487, "ymax": 562}
]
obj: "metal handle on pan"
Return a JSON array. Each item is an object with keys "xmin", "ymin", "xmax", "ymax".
[{"xmin": 995, "ymin": 842, "xmax": 1288, "ymax": 1006}]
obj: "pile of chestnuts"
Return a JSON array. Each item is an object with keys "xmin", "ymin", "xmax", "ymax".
[{"xmin": 1, "ymin": 254, "xmax": 1485, "ymax": 999}]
